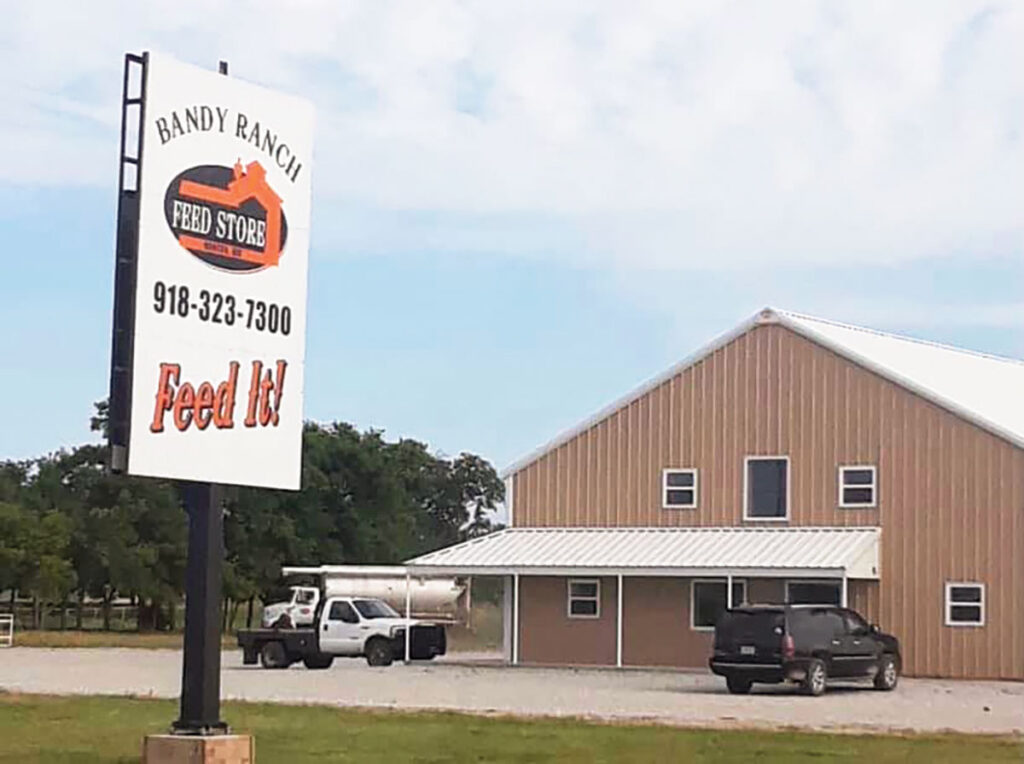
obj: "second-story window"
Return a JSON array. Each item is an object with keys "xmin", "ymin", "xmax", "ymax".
[
  {"xmin": 663, "ymin": 468, "xmax": 698, "ymax": 509},
  {"xmin": 945, "ymin": 582, "xmax": 984, "ymax": 627},
  {"xmin": 839, "ymin": 465, "xmax": 877, "ymax": 507},
  {"xmin": 745, "ymin": 456, "xmax": 789, "ymax": 520}
]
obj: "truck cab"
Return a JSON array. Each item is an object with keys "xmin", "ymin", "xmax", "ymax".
[
  {"xmin": 319, "ymin": 597, "xmax": 413, "ymax": 658},
  {"xmin": 261, "ymin": 585, "xmax": 320, "ymax": 628}
]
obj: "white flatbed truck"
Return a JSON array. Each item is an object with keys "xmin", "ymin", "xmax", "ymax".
[{"xmin": 237, "ymin": 595, "xmax": 446, "ymax": 669}]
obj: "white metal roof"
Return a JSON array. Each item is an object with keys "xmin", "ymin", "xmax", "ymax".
[
  {"xmin": 281, "ymin": 565, "xmax": 452, "ymax": 579},
  {"xmin": 777, "ymin": 309, "xmax": 1024, "ymax": 451},
  {"xmin": 406, "ymin": 526, "xmax": 880, "ymax": 579},
  {"xmin": 503, "ymin": 307, "xmax": 1024, "ymax": 476}
]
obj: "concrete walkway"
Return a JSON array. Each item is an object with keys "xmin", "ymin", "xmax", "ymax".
[{"xmin": 1, "ymin": 648, "xmax": 1021, "ymax": 736}]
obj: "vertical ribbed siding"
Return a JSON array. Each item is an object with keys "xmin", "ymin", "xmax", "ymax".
[{"xmin": 511, "ymin": 324, "xmax": 1024, "ymax": 679}]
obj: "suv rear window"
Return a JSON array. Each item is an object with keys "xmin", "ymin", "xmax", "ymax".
[{"xmin": 715, "ymin": 610, "xmax": 784, "ymax": 644}]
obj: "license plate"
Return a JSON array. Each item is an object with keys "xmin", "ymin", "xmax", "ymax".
[{"xmin": 740, "ymin": 645, "xmax": 756, "ymax": 656}]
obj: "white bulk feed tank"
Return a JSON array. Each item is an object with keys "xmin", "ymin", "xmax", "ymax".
[{"xmin": 281, "ymin": 565, "xmax": 469, "ymax": 622}]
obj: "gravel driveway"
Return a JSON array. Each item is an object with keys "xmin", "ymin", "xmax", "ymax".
[{"xmin": 1, "ymin": 648, "xmax": 1021, "ymax": 736}]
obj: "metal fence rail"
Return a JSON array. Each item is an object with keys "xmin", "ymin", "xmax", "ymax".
[{"xmin": 0, "ymin": 614, "xmax": 13, "ymax": 647}]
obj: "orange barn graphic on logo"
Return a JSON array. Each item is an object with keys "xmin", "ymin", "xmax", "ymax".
[{"xmin": 164, "ymin": 160, "xmax": 288, "ymax": 273}]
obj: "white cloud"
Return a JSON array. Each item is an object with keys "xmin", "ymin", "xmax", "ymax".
[{"xmin": 0, "ymin": 0, "xmax": 1022, "ymax": 268}]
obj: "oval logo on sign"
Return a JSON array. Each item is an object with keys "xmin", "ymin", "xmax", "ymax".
[{"xmin": 164, "ymin": 160, "xmax": 288, "ymax": 273}]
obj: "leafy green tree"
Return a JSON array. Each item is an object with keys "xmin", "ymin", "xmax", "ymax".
[
  {"xmin": 223, "ymin": 423, "xmax": 504, "ymax": 609},
  {"xmin": 18, "ymin": 510, "xmax": 76, "ymax": 628},
  {"xmin": 448, "ymin": 452, "xmax": 505, "ymax": 540},
  {"xmin": 90, "ymin": 399, "xmax": 109, "ymax": 439},
  {"xmin": 0, "ymin": 501, "xmax": 31, "ymax": 610},
  {"xmin": 26, "ymin": 437, "xmax": 186, "ymax": 631},
  {"xmin": 0, "ymin": 461, "xmax": 27, "ymax": 503},
  {"xmin": 11, "ymin": 401, "xmax": 504, "ymax": 632}
]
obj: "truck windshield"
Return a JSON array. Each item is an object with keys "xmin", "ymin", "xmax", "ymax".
[{"xmin": 353, "ymin": 599, "xmax": 400, "ymax": 619}]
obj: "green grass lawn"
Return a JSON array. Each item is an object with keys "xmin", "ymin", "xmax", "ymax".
[
  {"xmin": 0, "ymin": 693, "xmax": 1020, "ymax": 763},
  {"xmin": 10, "ymin": 630, "xmax": 237, "ymax": 650}
]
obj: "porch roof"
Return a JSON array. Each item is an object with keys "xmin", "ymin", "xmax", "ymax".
[{"xmin": 405, "ymin": 526, "xmax": 880, "ymax": 579}]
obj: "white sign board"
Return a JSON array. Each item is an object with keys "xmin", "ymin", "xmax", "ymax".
[{"xmin": 126, "ymin": 52, "xmax": 313, "ymax": 489}]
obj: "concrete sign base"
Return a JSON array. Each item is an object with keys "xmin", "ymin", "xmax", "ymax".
[{"xmin": 143, "ymin": 734, "xmax": 254, "ymax": 763}]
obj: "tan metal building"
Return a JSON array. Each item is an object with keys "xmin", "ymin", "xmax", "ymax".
[{"xmin": 408, "ymin": 308, "xmax": 1024, "ymax": 679}]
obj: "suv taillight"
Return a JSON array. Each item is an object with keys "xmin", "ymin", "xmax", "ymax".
[{"xmin": 782, "ymin": 634, "xmax": 795, "ymax": 659}]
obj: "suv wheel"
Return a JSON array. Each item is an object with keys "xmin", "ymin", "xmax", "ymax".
[
  {"xmin": 259, "ymin": 641, "xmax": 289, "ymax": 669},
  {"xmin": 365, "ymin": 638, "xmax": 394, "ymax": 667},
  {"xmin": 726, "ymin": 676, "xmax": 752, "ymax": 695},
  {"xmin": 873, "ymin": 654, "xmax": 898, "ymax": 691},
  {"xmin": 802, "ymin": 659, "xmax": 827, "ymax": 696}
]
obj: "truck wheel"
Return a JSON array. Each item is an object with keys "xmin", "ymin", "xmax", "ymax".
[
  {"xmin": 259, "ymin": 641, "xmax": 290, "ymax": 669},
  {"xmin": 302, "ymin": 654, "xmax": 334, "ymax": 670},
  {"xmin": 873, "ymin": 654, "xmax": 898, "ymax": 691},
  {"xmin": 802, "ymin": 659, "xmax": 827, "ymax": 696},
  {"xmin": 726, "ymin": 676, "xmax": 752, "ymax": 694},
  {"xmin": 365, "ymin": 638, "xmax": 394, "ymax": 667}
]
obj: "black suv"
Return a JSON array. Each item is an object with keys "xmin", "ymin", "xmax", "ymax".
[{"xmin": 709, "ymin": 605, "xmax": 900, "ymax": 696}]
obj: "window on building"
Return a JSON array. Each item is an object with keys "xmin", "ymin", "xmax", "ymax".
[
  {"xmin": 745, "ymin": 457, "xmax": 789, "ymax": 519},
  {"xmin": 567, "ymin": 579, "xmax": 600, "ymax": 618},
  {"xmin": 945, "ymin": 582, "xmax": 984, "ymax": 626},
  {"xmin": 691, "ymin": 579, "xmax": 747, "ymax": 630},
  {"xmin": 663, "ymin": 468, "xmax": 698, "ymax": 509},
  {"xmin": 839, "ymin": 465, "xmax": 877, "ymax": 507},
  {"xmin": 786, "ymin": 580, "xmax": 842, "ymax": 606}
]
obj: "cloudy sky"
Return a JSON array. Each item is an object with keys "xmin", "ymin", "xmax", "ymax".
[{"xmin": 1, "ymin": 1, "xmax": 1022, "ymax": 469}]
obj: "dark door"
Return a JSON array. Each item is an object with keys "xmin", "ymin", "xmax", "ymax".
[
  {"xmin": 815, "ymin": 610, "xmax": 851, "ymax": 676},
  {"xmin": 838, "ymin": 609, "xmax": 878, "ymax": 676}
]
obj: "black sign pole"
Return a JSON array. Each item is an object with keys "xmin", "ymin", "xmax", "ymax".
[
  {"xmin": 173, "ymin": 482, "xmax": 228, "ymax": 735},
  {"xmin": 170, "ymin": 57, "xmax": 232, "ymax": 738}
]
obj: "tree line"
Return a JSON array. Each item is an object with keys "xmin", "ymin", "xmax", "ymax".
[{"xmin": 0, "ymin": 403, "xmax": 504, "ymax": 631}]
